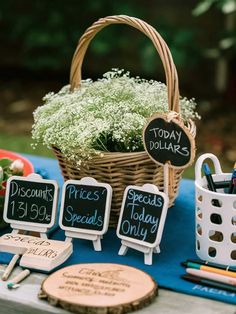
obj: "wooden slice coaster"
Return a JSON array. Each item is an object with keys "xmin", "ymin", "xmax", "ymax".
[{"xmin": 40, "ymin": 263, "xmax": 158, "ymax": 313}]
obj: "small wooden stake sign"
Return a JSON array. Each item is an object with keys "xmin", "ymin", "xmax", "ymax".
[
  {"xmin": 116, "ymin": 184, "xmax": 168, "ymax": 265},
  {"xmin": 40, "ymin": 263, "xmax": 158, "ymax": 314},
  {"xmin": 59, "ymin": 177, "xmax": 112, "ymax": 251}
]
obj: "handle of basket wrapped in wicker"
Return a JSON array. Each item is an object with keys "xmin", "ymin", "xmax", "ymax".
[
  {"xmin": 70, "ymin": 15, "xmax": 180, "ymax": 113},
  {"xmin": 66, "ymin": 15, "xmax": 196, "ymax": 204}
]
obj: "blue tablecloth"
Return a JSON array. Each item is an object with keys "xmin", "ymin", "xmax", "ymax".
[{"xmin": 1, "ymin": 154, "xmax": 236, "ymax": 305}]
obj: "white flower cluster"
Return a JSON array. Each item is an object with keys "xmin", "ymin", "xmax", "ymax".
[{"xmin": 32, "ymin": 69, "xmax": 200, "ymax": 162}]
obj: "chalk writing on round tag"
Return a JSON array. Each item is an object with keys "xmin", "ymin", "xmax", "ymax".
[{"xmin": 143, "ymin": 113, "xmax": 195, "ymax": 168}]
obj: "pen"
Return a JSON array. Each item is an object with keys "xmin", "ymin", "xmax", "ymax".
[
  {"xmin": 182, "ymin": 261, "xmax": 236, "ymax": 279},
  {"xmin": 228, "ymin": 162, "xmax": 236, "ymax": 194},
  {"xmin": 186, "ymin": 268, "xmax": 236, "ymax": 286},
  {"xmin": 183, "ymin": 259, "xmax": 236, "ymax": 272},
  {"xmin": 181, "ymin": 274, "xmax": 236, "ymax": 293}
]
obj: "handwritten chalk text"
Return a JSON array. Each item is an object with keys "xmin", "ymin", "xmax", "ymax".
[
  {"xmin": 64, "ymin": 206, "xmax": 103, "ymax": 227},
  {"xmin": 120, "ymin": 189, "xmax": 162, "ymax": 242},
  {"xmin": 148, "ymin": 127, "xmax": 190, "ymax": 157},
  {"xmin": 67, "ymin": 185, "xmax": 106, "ymax": 201},
  {"xmin": 10, "ymin": 181, "xmax": 53, "ymax": 201}
]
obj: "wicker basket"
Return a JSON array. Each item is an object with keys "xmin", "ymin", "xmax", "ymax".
[{"xmin": 52, "ymin": 15, "xmax": 196, "ymax": 227}]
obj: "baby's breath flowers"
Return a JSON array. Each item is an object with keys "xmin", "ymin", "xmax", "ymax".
[{"xmin": 32, "ymin": 69, "xmax": 200, "ymax": 163}]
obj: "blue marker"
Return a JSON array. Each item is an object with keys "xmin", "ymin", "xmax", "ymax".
[
  {"xmin": 203, "ymin": 163, "xmax": 221, "ymax": 209},
  {"xmin": 203, "ymin": 163, "xmax": 216, "ymax": 192}
]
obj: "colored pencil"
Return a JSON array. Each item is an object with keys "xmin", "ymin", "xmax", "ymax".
[
  {"xmin": 183, "ymin": 259, "xmax": 236, "ymax": 272},
  {"xmin": 186, "ymin": 268, "xmax": 236, "ymax": 286},
  {"xmin": 183, "ymin": 261, "xmax": 236, "ymax": 279},
  {"xmin": 182, "ymin": 274, "xmax": 236, "ymax": 293}
]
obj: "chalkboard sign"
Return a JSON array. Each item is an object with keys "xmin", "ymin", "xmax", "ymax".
[
  {"xmin": 59, "ymin": 177, "xmax": 112, "ymax": 235},
  {"xmin": 3, "ymin": 174, "xmax": 58, "ymax": 230},
  {"xmin": 143, "ymin": 114, "xmax": 195, "ymax": 168},
  {"xmin": 117, "ymin": 184, "xmax": 168, "ymax": 248}
]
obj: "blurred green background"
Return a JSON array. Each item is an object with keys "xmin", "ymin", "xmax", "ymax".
[{"xmin": 0, "ymin": 0, "xmax": 235, "ymax": 178}]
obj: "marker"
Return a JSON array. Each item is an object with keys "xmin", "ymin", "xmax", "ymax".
[
  {"xmin": 203, "ymin": 163, "xmax": 221, "ymax": 225},
  {"xmin": 186, "ymin": 268, "xmax": 236, "ymax": 286},
  {"xmin": 228, "ymin": 162, "xmax": 236, "ymax": 194},
  {"xmin": 7, "ymin": 269, "xmax": 30, "ymax": 289},
  {"xmin": 203, "ymin": 163, "xmax": 216, "ymax": 191},
  {"xmin": 183, "ymin": 261, "xmax": 236, "ymax": 279},
  {"xmin": 2, "ymin": 254, "xmax": 20, "ymax": 281},
  {"xmin": 203, "ymin": 163, "xmax": 220, "ymax": 207},
  {"xmin": 213, "ymin": 180, "xmax": 231, "ymax": 190},
  {"xmin": 181, "ymin": 274, "xmax": 236, "ymax": 293},
  {"xmin": 182, "ymin": 259, "xmax": 236, "ymax": 272}
]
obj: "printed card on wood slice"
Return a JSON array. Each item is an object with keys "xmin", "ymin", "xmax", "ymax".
[
  {"xmin": 3, "ymin": 173, "xmax": 59, "ymax": 235},
  {"xmin": 59, "ymin": 177, "xmax": 112, "ymax": 251},
  {"xmin": 39, "ymin": 263, "xmax": 158, "ymax": 314},
  {"xmin": 143, "ymin": 113, "xmax": 195, "ymax": 169},
  {"xmin": 116, "ymin": 184, "xmax": 169, "ymax": 265}
]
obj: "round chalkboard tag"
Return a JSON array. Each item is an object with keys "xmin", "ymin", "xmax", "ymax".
[
  {"xmin": 143, "ymin": 113, "xmax": 195, "ymax": 168},
  {"xmin": 40, "ymin": 263, "xmax": 158, "ymax": 313}
]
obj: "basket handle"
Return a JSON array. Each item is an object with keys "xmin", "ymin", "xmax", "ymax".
[
  {"xmin": 70, "ymin": 15, "xmax": 180, "ymax": 113},
  {"xmin": 195, "ymin": 153, "xmax": 223, "ymax": 182}
]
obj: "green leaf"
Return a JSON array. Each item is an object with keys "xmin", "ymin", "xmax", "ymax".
[
  {"xmin": 219, "ymin": 37, "xmax": 236, "ymax": 49},
  {"xmin": 0, "ymin": 158, "xmax": 12, "ymax": 168},
  {"xmin": 0, "ymin": 168, "xmax": 3, "ymax": 182},
  {"xmin": 3, "ymin": 172, "xmax": 11, "ymax": 182},
  {"xmin": 192, "ymin": 0, "xmax": 215, "ymax": 16},
  {"xmin": 221, "ymin": 0, "xmax": 236, "ymax": 14}
]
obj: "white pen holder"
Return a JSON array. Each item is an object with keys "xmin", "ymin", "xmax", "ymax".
[{"xmin": 195, "ymin": 153, "xmax": 236, "ymax": 266}]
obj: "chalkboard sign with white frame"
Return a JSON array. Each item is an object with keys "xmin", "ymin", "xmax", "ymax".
[
  {"xmin": 59, "ymin": 177, "xmax": 112, "ymax": 251},
  {"xmin": 3, "ymin": 174, "xmax": 59, "ymax": 234},
  {"xmin": 116, "ymin": 184, "xmax": 169, "ymax": 265}
]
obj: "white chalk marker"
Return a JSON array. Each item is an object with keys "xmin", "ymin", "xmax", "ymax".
[
  {"xmin": 7, "ymin": 269, "xmax": 30, "ymax": 289},
  {"xmin": 2, "ymin": 254, "xmax": 20, "ymax": 281}
]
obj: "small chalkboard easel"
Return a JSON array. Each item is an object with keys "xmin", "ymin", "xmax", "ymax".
[
  {"xmin": 59, "ymin": 177, "xmax": 112, "ymax": 251},
  {"xmin": 117, "ymin": 184, "xmax": 168, "ymax": 265},
  {"xmin": 3, "ymin": 173, "xmax": 59, "ymax": 238},
  {"xmin": 0, "ymin": 173, "xmax": 72, "ymax": 272}
]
